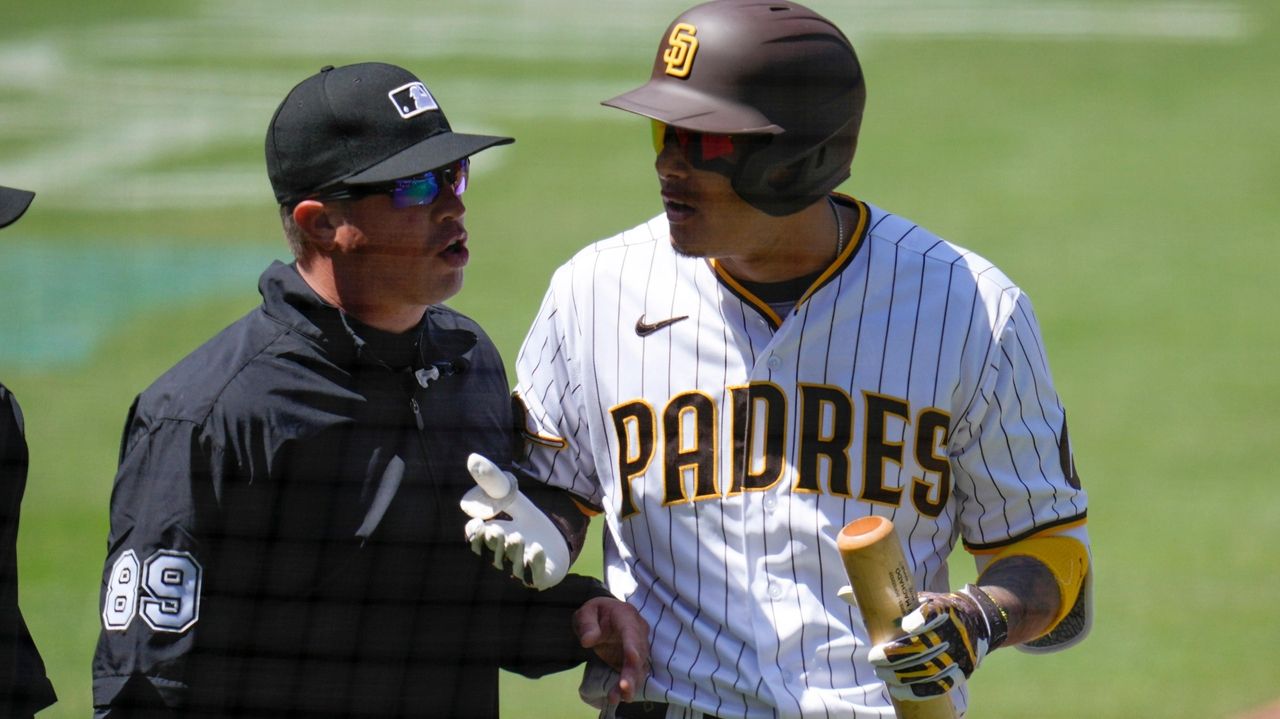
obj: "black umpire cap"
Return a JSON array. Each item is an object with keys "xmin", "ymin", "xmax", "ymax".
[
  {"xmin": 0, "ymin": 185, "xmax": 35, "ymax": 229},
  {"xmin": 266, "ymin": 62, "xmax": 514, "ymax": 206}
]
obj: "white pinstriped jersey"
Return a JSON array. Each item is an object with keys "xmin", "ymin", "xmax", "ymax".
[{"xmin": 514, "ymin": 196, "xmax": 1090, "ymax": 718}]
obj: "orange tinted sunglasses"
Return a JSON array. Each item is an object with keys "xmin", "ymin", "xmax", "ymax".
[{"xmin": 651, "ymin": 120, "xmax": 738, "ymax": 167}]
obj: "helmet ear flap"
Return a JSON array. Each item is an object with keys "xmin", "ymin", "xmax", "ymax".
[
  {"xmin": 730, "ymin": 138, "xmax": 785, "ymax": 216},
  {"xmin": 761, "ymin": 144, "xmax": 835, "ymax": 192},
  {"xmin": 766, "ymin": 160, "xmax": 803, "ymax": 192},
  {"xmin": 731, "ymin": 117, "xmax": 857, "ymax": 217}
]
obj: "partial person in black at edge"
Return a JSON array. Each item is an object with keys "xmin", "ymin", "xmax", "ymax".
[
  {"xmin": 91, "ymin": 62, "xmax": 648, "ymax": 718},
  {"xmin": 0, "ymin": 185, "xmax": 58, "ymax": 718}
]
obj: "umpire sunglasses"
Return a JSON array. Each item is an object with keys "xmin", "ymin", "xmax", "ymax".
[
  {"xmin": 311, "ymin": 158, "xmax": 469, "ymax": 208},
  {"xmin": 651, "ymin": 120, "xmax": 738, "ymax": 170}
]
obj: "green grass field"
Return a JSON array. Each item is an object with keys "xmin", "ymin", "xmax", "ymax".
[{"xmin": 2, "ymin": 1, "xmax": 1277, "ymax": 717}]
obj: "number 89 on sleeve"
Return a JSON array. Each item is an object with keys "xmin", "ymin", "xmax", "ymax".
[{"xmin": 103, "ymin": 549, "xmax": 203, "ymax": 633}]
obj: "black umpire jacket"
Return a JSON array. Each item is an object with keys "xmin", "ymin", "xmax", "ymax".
[
  {"xmin": 93, "ymin": 261, "xmax": 604, "ymax": 719},
  {"xmin": 0, "ymin": 384, "xmax": 57, "ymax": 718}
]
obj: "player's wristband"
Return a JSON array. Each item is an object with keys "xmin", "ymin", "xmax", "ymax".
[{"xmin": 962, "ymin": 583, "xmax": 1010, "ymax": 650}]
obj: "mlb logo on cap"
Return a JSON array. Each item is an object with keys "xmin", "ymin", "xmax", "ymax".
[{"xmin": 389, "ymin": 82, "xmax": 439, "ymax": 119}]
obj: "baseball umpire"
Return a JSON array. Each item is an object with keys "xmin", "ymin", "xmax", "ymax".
[
  {"xmin": 91, "ymin": 62, "xmax": 647, "ymax": 718},
  {"xmin": 465, "ymin": 2, "xmax": 1092, "ymax": 717},
  {"xmin": 0, "ymin": 185, "xmax": 57, "ymax": 718}
]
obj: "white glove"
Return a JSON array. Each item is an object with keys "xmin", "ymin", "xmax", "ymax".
[{"xmin": 460, "ymin": 453, "xmax": 570, "ymax": 590}]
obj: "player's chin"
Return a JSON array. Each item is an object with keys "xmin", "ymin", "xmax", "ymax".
[
  {"xmin": 665, "ymin": 205, "xmax": 709, "ymax": 255},
  {"xmin": 667, "ymin": 229, "xmax": 709, "ymax": 259}
]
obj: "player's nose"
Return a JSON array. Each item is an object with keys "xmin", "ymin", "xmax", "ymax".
[{"xmin": 655, "ymin": 141, "xmax": 690, "ymax": 179}]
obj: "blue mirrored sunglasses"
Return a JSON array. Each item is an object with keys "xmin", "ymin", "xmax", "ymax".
[{"xmin": 313, "ymin": 158, "xmax": 469, "ymax": 208}]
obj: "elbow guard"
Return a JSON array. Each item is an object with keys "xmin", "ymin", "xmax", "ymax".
[{"xmin": 988, "ymin": 535, "xmax": 1089, "ymax": 633}]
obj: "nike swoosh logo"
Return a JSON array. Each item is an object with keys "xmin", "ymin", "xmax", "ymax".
[{"xmin": 635, "ymin": 314, "xmax": 689, "ymax": 337}]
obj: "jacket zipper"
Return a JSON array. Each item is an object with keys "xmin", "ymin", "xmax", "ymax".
[{"xmin": 409, "ymin": 396, "xmax": 425, "ymax": 432}]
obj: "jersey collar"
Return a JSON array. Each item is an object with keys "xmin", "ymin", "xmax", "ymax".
[{"xmin": 711, "ymin": 194, "xmax": 868, "ymax": 329}]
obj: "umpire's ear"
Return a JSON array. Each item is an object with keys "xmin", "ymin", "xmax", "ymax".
[{"xmin": 292, "ymin": 199, "xmax": 341, "ymax": 253}]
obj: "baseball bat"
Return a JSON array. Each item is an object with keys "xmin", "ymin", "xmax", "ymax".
[{"xmin": 838, "ymin": 515, "xmax": 958, "ymax": 719}]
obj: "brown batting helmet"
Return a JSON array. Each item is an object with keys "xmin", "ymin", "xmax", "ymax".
[{"xmin": 603, "ymin": 0, "xmax": 866, "ymax": 216}]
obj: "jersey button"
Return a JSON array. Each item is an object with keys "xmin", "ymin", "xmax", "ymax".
[
  {"xmin": 767, "ymin": 582, "xmax": 783, "ymax": 599},
  {"xmin": 766, "ymin": 355, "xmax": 782, "ymax": 370},
  {"xmin": 763, "ymin": 495, "xmax": 777, "ymax": 511}
]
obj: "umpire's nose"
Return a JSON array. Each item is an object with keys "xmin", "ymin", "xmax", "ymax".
[{"xmin": 431, "ymin": 181, "xmax": 465, "ymax": 222}]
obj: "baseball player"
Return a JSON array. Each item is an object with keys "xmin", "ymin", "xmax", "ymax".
[
  {"xmin": 466, "ymin": 2, "xmax": 1091, "ymax": 717},
  {"xmin": 91, "ymin": 63, "xmax": 647, "ymax": 718},
  {"xmin": 0, "ymin": 185, "xmax": 57, "ymax": 718}
]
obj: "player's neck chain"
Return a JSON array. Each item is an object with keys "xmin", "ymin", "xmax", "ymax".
[{"xmin": 828, "ymin": 195, "xmax": 845, "ymax": 259}]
